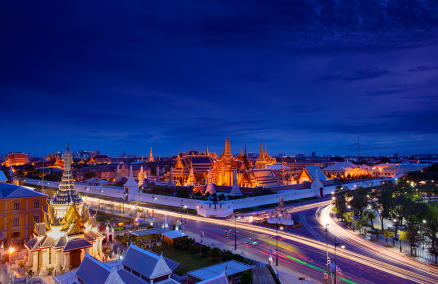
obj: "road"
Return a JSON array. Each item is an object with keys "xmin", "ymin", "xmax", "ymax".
[{"xmin": 86, "ymin": 196, "xmax": 438, "ymax": 284}]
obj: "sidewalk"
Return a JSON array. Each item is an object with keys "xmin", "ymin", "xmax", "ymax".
[{"xmin": 182, "ymin": 230, "xmax": 322, "ymax": 284}]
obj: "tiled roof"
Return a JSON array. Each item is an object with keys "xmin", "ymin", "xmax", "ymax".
[
  {"xmin": 116, "ymin": 269, "xmax": 145, "ymax": 284},
  {"xmin": 323, "ymin": 162, "xmax": 356, "ymax": 171},
  {"xmin": 0, "ymin": 170, "xmax": 7, "ymax": 182},
  {"xmin": 64, "ymin": 238, "xmax": 92, "ymax": 251},
  {"xmin": 122, "ymin": 244, "xmax": 172, "ymax": 278},
  {"xmin": 0, "ymin": 183, "xmax": 47, "ymax": 199},
  {"xmin": 75, "ymin": 254, "xmax": 111, "ymax": 284},
  {"xmin": 304, "ymin": 166, "xmax": 327, "ymax": 181}
]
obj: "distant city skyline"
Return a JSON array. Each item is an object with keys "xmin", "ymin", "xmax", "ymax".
[{"xmin": 1, "ymin": 136, "xmax": 436, "ymax": 158}]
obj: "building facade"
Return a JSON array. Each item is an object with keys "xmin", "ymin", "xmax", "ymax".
[
  {"xmin": 2, "ymin": 153, "xmax": 30, "ymax": 166},
  {"xmin": 0, "ymin": 183, "xmax": 47, "ymax": 242}
]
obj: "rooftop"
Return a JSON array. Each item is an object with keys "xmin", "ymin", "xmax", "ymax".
[
  {"xmin": 188, "ymin": 260, "xmax": 253, "ymax": 281},
  {"xmin": 0, "ymin": 183, "xmax": 47, "ymax": 199}
]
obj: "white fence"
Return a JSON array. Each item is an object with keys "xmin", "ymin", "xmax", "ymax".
[{"xmin": 24, "ymin": 178, "xmax": 384, "ymax": 211}]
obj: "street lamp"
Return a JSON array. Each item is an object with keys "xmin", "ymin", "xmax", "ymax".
[
  {"xmin": 8, "ymin": 247, "xmax": 15, "ymax": 268},
  {"xmin": 275, "ymin": 222, "xmax": 283, "ymax": 266},
  {"xmin": 333, "ymin": 237, "xmax": 344, "ymax": 284},
  {"xmin": 324, "ymin": 224, "xmax": 329, "ymax": 276},
  {"xmin": 234, "ymin": 214, "xmax": 238, "ymax": 250}
]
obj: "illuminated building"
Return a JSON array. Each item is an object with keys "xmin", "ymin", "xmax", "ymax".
[
  {"xmin": 52, "ymin": 243, "xmax": 180, "ymax": 284},
  {"xmin": 25, "ymin": 143, "xmax": 104, "ymax": 273},
  {"xmin": 169, "ymin": 137, "xmax": 279, "ymax": 188},
  {"xmin": 255, "ymin": 139, "xmax": 267, "ymax": 169},
  {"xmin": 148, "ymin": 148, "xmax": 155, "ymax": 162},
  {"xmin": 0, "ymin": 183, "xmax": 47, "ymax": 242},
  {"xmin": 2, "ymin": 153, "xmax": 29, "ymax": 166},
  {"xmin": 87, "ymin": 154, "xmax": 112, "ymax": 165},
  {"xmin": 322, "ymin": 162, "xmax": 368, "ymax": 178},
  {"xmin": 297, "ymin": 165, "xmax": 327, "ymax": 183}
]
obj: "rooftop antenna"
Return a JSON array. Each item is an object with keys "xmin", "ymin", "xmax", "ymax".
[{"xmin": 358, "ymin": 135, "xmax": 360, "ymax": 157}]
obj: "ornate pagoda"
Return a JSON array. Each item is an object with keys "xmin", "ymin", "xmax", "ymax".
[
  {"xmin": 51, "ymin": 143, "xmax": 84, "ymax": 218},
  {"xmin": 25, "ymin": 143, "xmax": 104, "ymax": 274}
]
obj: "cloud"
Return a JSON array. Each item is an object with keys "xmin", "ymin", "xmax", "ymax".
[
  {"xmin": 361, "ymin": 89, "xmax": 404, "ymax": 97},
  {"xmin": 319, "ymin": 69, "xmax": 393, "ymax": 81},
  {"xmin": 408, "ymin": 66, "xmax": 438, "ymax": 73}
]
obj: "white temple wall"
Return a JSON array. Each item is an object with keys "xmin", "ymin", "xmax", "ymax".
[{"xmin": 25, "ymin": 179, "xmax": 385, "ymax": 212}]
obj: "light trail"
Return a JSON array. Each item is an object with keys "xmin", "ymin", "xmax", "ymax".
[
  {"xmin": 85, "ymin": 196, "xmax": 438, "ymax": 283},
  {"xmin": 318, "ymin": 204, "xmax": 438, "ymax": 283}
]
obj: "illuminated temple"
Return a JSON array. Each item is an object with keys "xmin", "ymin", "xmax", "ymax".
[
  {"xmin": 168, "ymin": 137, "xmax": 278, "ymax": 188},
  {"xmin": 25, "ymin": 144, "xmax": 104, "ymax": 273}
]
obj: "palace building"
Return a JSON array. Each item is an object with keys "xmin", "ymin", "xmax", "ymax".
[
  {"xmin": 168, "ymin": 137, "xmax": 278, "ymax": 188},
  {"xmin": 25, "ymin": 144, "xmax": 104, "ymax": 273},
  {"xmin": 2, "ymin": 153, "xmax": 30, "ymax": 167},
  {"xmin": 87, "ymin": 154, "xmax": 112, "ymax": 165}
]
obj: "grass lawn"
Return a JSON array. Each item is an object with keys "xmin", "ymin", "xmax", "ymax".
[{"xmin": 154, "ymin": 246, "xmax": 222, "ymax": 275}]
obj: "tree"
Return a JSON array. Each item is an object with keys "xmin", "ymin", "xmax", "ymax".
[
  {"xmin": 84, "ymin": 171, "xmax": 97, "ymax": 180},
  {"xmin": 382, "ymin": 230, "xmax": 394, "ymax": 247},
  {"xmin": 371, "ymin": 186, "xmax": 393, "ymax": 230},
  {"xmin": 399, "ymin": 225, "xmax": 423, "ymax": 256},
  {"xmin": 424, "ymin": 163, "xmax": 438, "ymax": 173},
  {"xmin": 380, "ymin": 157, "xmax": 391, "ymax": 164},
  {"xmin": 354, "ymin": 219, "xmax": 366, "ymax": 234},
  {"xmin": 333, "ymin": 193, "xmax": 347, "ymax": 220},
  {"xmin": 425, "ymin": 203, "xmax": 438, "ymax": 263},
  {"xmin": 343, "ymin": 212, "xmax": 354, "ymax": 228},
  {"xmin": 350, "ymin": 187, "xmax": 369, "ymax": 218},
  {"xmin": 240, "ymin": 271, "xmax": 253, "ymax": 284},
  {"xmin": 363, "ymin": 210, "xmax": 376, "ymax": 230}
]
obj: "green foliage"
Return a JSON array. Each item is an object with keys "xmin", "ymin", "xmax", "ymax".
[
  {"xmin": 176, "ymin": 187, "xmax": 192, "ymax": 198},
  {"xmin": 253, "ymin": 187, "xmax": 274, "ymax": 196},
  {"xmin": 150, "ymin": 186, "xmax": 173, "ymax": 196},
  {"xmin": 343, "ymin": 212, "xmax": 354, "ymax": 227},
  {"xmin": 44, "ymin": 172, "xmax": 63, "ymax": 182},
  {"xmin": 84, "ymin": 171, "xmax": 97, "ymax": 179},
  {"xmin": 240, "ymin": 271, "xmax": 253, "ymax": 284}
]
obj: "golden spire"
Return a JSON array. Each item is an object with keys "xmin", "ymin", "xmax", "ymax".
[
  {"xmin": 224, "ymin": 136, "xmax": 232, "ymax": 158},
  {"xmin": 206, "ymin": 144, "xmax": 209, "ymax": 155},
  {"xmin": 258, "ymin": 138, "xmax": 265, "ymax": 161},
  {"xmin": 175, "ymin": 153, "xmax": 183, "ymax": 168}
]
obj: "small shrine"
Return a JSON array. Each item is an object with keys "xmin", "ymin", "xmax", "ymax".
[{"xmin": 267, "ymin": 196, "xmax": 294, "ymax": 225}]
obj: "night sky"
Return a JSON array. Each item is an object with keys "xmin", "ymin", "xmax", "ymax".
[{"xmin": 1, "ymin": 1, "xmax": 438, "ymax": 157}]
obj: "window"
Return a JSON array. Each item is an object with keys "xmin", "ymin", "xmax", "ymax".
[
  {"xmin": 34, "ymin": 201, "xmax": 40, "ymax": 208},
  {"xmin": 34, "ymin": 216, "xmax": 40, "ymax": 223},
  {"xmin": 11, "ymin": 232, "xmax": 20, "ymax": 238},
  {"xmin": 13, "ymin": 202, "xmax": 20, "ymax": 210},
  {"xmin": 13, "ymin": 218, "xmax": 19, "ymax": 226}
]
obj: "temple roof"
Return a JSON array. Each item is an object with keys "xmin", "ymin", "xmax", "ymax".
[
  {"xmin": 0, "ymin": 183, "xmax": 47, "ymax": 199},
  {"xmin": 0, "ymin": 170, "xmax": 7, "ymax": 182},
  {"xmin": 122, "ymin": 244, "xmax": 173, "ymax": 279},
  {"xmin": 64, "ymin": 238, "xmax": 93, "ymax": 251},
  {"xmin": 76, "ymin": 253, "xmax": 112, "ymax": 284}
]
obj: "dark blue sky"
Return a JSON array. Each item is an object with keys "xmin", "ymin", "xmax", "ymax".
[{"xmin": 1, "ymin": 1, "xmax": 438, "ymax": 157}]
